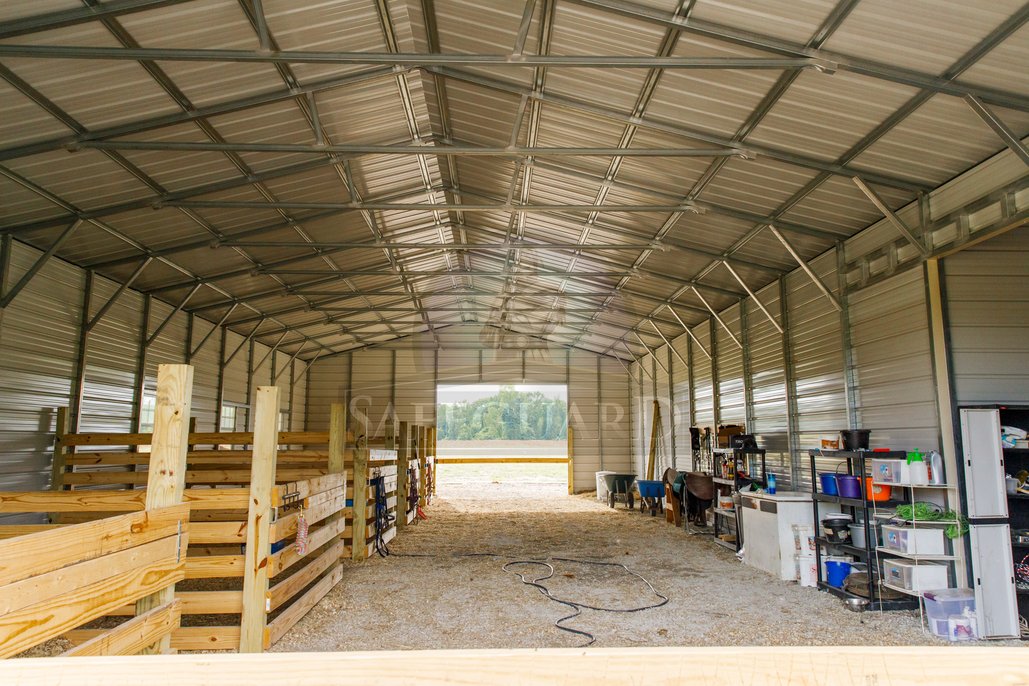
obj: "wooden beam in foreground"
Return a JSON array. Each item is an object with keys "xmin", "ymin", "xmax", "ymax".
[{"xmin": 0, "ymin": 647, "xmax": 1023, "ymax": 685}]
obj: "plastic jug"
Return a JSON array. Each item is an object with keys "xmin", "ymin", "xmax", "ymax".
[
  {"xmin": 767, "ymin": 473, "xmax": 776, "ymax": 495},
  {"xmin": 926, "ymin": 450, "xmax": 945, "ymax": 485}
]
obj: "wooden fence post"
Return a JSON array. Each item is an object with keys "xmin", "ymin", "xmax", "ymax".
[
  {"xmin": 239, "ymin": 386, "xmax": 280, "ymax": 653},
  {"xmin": 395, "ymin": 421, "xmax": 409, "ymax": 530},
  {"xmin": 136, "ymin": 363, "xmax": 194, "ymax": 654},
  {"xmin": 351, "ymin": 414, "xmax": 369, "ymax": 562},
  {"xmin": 328, "ymin": 403, "xmax": 347, "ymax": 554}
]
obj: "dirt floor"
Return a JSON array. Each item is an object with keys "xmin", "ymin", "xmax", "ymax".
[{"xmin": 272, "ymin": 465, "xmax": 1005, "ymax": 651}]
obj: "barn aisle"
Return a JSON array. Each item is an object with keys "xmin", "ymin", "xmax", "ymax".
[{"xmin": 271, "ymin": 479, "xmax": 948, "ymax": 651}]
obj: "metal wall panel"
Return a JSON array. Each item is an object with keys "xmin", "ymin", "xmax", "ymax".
[
  {"xmin": 945, "ymin": 226, "xmax": 1029, "ymax": 404},
  {"xmin": 188, "ymin": 315, "xmax": 221, "ymax": 432},
  {"xmin": 0, "ymin": 240, "xmax": 306, "ymax": 494},
  {"xmin": 79, "ymin": 277, "xmax": 142, "ymax": 434},
  {"xmin": 716, "ymin": 304, "xmax": 746, "ymax": 427},
  {"xmin": 305, "ymin": 351, "xmax": 350, "ymax": 432},
  {"xmin": 671, "ymin": 334, "xmax": 691, "ymax": 471},
  {"xmin": 395, "ymin": 347, "xmax": 436, "ymax": 426},
  {"xmin": 221, "ymin": 330, "xmax": 251, "ymax": 407},
  {"xmin": 747, "ymin": 282, "xmax": 792, "ymax": 487},
  {"xmin": 786, "ymin": 252, "xmax": 849, "ymax": 489},
  {"xmin": 350, "ymin": 348, "xmax": 394, "ymax": 435},
  {"xmin": 599, "ymin": 356, "xmax": 631, "ymax": 474},
  {"xmin": 0, "ymin": 242, "xmax": 83, "ymax": 502},
  {"xmin": 848, "ymin": 267, "xmax": 939, "ymax": 451},
  {"xmin": 306, "ymin": 324, "xmax": 622, "ymax": 490},
  {"xmin": 569, "ymin": 350, "xmax": 599, "ymax": 488},
  {"xmin": 691, "ymin": 324, "xmax": 715, "ymax": 430}
]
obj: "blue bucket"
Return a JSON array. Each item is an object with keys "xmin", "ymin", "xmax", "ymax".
[
  {"xmin": 819, "ymin": 473, "xmax": 839, "ymax": 496},
  {"xmin": 826, "ymin": 560, "xmax": 853, "ymax": 588}
]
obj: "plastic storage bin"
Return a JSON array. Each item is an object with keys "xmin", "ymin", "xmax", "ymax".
[
  {"xmin": 882, "ymin": 524, "xmax": 946, "ymax": 556},
  {"xmin": 924, "ymin": 589, "xmax": 976, "ymax": 639},
  {"xmin": 871, "ymin": 458, "xmax": 908, "ymax": 484},
  {"xmin": 881, "ymin": 558, "xmax": 948, "ymax": 592}
]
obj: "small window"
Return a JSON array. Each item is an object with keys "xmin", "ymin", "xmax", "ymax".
[
  {"xmin": 139, "ymin": 393, "xmax": 156, "ymax": 433},
  {"xmin": 138, "ymin": 392, "xmax": 156, "ymax": 454},
  {"xmin": 219, "ymin": 405, "xmax": 237, "ymax": 432}
]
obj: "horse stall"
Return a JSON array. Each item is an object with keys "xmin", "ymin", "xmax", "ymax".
[{"xmin": 0, "ymin": 365, "xmax": 351, "ymax": 654}]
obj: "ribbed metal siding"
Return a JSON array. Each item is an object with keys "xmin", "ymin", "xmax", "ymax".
[
  {"xmin": 291, "ymin": 360, "xmax": 307, "ymax": 431},
  {"xmin": 849, "ymin": 267, "xmax": 939, "ymax": 451},
  {"xmin": 0, "ymin": 242, "xmax": 83, "ymax": 506},
  {"xmin": 305, "ymin": 353, "xmax": 350, "ymax": 431},
  {"xmin": 599, "ymin": 356, "xmax": 631, "ymax": 474},
  {"xmin": 221, "ymin": 330, "xmax": 251, "ymax": 406},
  {"xmin": 144, "ymin": 299, "xmax": 187, "ymax": 393},
  {"xmin": 351, "ymin": 348, "xmax": 395, "ymax": 435},
  {"xmin": 945, "ymin": 226, "xmax": 1029, "ymax": 404},
  {"xmin": 189, "ymin": 316, "xmax": 221, "ymax": 432},
  {"xmin": 747, "ymin": 282, "xmax": 792, "ymax": 487},
  {"xmin": 653, "ymin": 345, "xmax": 673, "ymax": 475},
  {"xmin": 786, "ymin": 252, "xmax": 849, "ymax": 489},
  {"xmin": 716, "ymin": 304, "xmax": 746, "ymax": 427},
  {"xmin": 671, "ymin": 334, "xmax": 691, "ymax": 471},
  {"xmin": 569, "ymin": 350, "xmax": 599, "ymax": 489},
  {"xmin": 691, "ymin": 324, "xmax": 715, "ymax": 429},
  {"xmin": 395, "ymin": 347, "xmax": 436, "ymax": 425},
  {"xmin": 79, "ymin": 277, "xmax": 141, "ymax": 434}
]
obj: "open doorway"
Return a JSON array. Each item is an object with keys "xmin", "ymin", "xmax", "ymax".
[{"xmin": 435, "ymin": 384, "xmax": 568, "ymax": 498}]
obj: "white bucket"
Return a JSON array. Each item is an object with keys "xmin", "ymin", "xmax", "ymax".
[{"xmin": 797, "ymin": 555, "xmax": 817, "ymax": 588}]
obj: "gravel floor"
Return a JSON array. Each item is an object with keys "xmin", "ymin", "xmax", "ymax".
[{"xmin": 272, "ymin": 472, "xmax": 1014, "ymax": 651}]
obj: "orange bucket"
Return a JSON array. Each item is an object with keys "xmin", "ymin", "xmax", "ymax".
[{"xmin": 865, "ymin": 477, "xmax": 891, "ymax": 502}]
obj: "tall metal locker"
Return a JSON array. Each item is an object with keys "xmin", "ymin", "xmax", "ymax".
[{"xmin": 959, "ymin": 408, "xmax": 1019, "ymax": 639}]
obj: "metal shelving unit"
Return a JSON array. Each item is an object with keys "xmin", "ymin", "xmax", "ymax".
[
  {"xmin": 711, "ymin": 448, "xmax": 767, "ymax": 552},
  {"xmin": 808, "ymin": 449, "xmax": 918, "ymax": 611}
]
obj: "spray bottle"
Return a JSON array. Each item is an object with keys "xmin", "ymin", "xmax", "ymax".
[{"xmin": 907, "ymin": 449, "xmax": 929, "ymax": 486}]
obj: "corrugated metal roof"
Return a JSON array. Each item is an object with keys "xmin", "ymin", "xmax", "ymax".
[{"xmin": 0, "ymin": 0, "xmax": 1026, "ymax": 358}]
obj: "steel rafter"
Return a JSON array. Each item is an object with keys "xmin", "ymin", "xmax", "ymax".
[
  {"xmin": 605, "ymin": 0, "xmax": 857, "ymax": 355},
  {"xmin": 567, "ymin": 0, "xmax": 1029, "ymax": 112},
  {"xmin": 0, "ymin": 45, "xmax": 837, "ymax": 71}
]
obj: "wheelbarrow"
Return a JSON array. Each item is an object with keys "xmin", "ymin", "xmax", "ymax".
[
  {"xmin": 603, "ymin": 472, "xmax": 636, "ymax": 509},
  {"xmin": 635, "ymin": 479, "xmax": 665, "ymax": 516}
]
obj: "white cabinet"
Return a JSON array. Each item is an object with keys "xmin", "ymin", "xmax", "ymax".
[
  {"xmin": 740, "ymin": 491, "xmax": 820, "ymax": 581},
  {"xmin": 960, "ymin": 409, "xmax": 1008, "ymax": 518},
  {"xmin": 970, "ymin": 523, "xmax": 1019, "ymax": 639}
]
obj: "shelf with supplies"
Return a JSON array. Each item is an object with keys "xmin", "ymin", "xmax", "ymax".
[
  {"xmin": 808, "ymin": 449, "xmax": 922, "ymax": 611},
  {"xmin": 876, "ymin": 547, "xmax": 956, "ymax": 561}
]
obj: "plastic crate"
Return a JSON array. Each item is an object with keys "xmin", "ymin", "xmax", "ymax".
[
  {"xmin": 871, "ymin": 458, "xmax": 907, "ymax": 484},
  {"xmin": 882, "ymin": 524, "xmax": 946, "ymax": 556},
  {"xmin": 881, "ymin": 558, "xmax": 948, "ymax": 592},
  {"xmin": 924, "ymin": 589, "xmax": 976, "ymax": 639}
]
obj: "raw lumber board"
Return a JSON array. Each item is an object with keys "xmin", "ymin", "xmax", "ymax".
[
  {"xmin": 185, "ymin": 554, "xmax": 244, "ymax": 579},
  {"xmin": 268, "ymin": 541, "xmax": 346, "ymax": 611},
  {"xmin": 108, "ymin": 590, "xmax": 243, "ymax": 616},
  {"xmin": 63, "ymin": 626, "xmax": 240, "ymax": 652},
  {"xmin": 0, "ymin": 556, "xmax": 185, "ymax": 658},
  {"xmin": 0, "ymin": 504, "xmax": 187, "ymax": 586},
  {"xmin": 0, "ymin": 535, "xmax": 179, "ymax": 616},
  {"xmin": 3, "ymin": 647, "xmax": 1027, "ymax": 685},
  {"xmin": 265, "ymin": 564, "xmax": 344, "ymax": 648},
  {"xmin": 63, "ymin": 600, "xmax": 181, "ymax": 657}
]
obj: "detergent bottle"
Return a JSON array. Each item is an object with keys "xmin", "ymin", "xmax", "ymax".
[{"xmin": 926, "ymin": 450, "xmax": 945, "ymax": 485}]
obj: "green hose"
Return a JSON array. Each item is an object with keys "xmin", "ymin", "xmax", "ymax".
[{"xmin": 894, "ymin": 502, "xmax": 969, "ymax": 539}]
